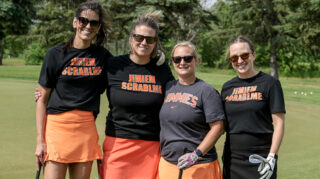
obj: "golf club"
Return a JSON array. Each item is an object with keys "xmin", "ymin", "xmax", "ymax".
[
  {"xmin": 35, "ymin": 159, "xmax": 42, "ymax": 179},
  {"xmin": 178, "ymin": 148, "xmax": 188, "ymax": 179},
  {"xmin": 97, "ymin": 159, "xmax": 104, "ymax": 179}
]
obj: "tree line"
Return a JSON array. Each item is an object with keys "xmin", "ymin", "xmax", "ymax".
[{"xmin": 1, "ymin": 0, "xmax": 320, "ymax": 78}]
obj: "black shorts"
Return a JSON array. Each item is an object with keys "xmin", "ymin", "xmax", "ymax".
[{"xmin": 222, "ymin": 133, "xmax": 277, "ymax": 179}]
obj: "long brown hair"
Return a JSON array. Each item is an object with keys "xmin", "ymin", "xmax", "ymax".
[{"xmin": 63, "ymin": 1, "xmax": 109, "ymax": 52}]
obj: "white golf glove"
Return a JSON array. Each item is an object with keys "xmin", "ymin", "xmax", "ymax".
[
  {"xmin": 249, "ymin": 153, "xmax": 277, "ymax": 179},
  {"xmin": 258, "ymin": 153, "xmax": 276, "ymax": 179}
]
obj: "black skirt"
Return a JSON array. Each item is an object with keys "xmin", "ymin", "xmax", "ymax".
[{"xmin": 222, "ymin": 133, "xmax": 277, "ymax": 179}]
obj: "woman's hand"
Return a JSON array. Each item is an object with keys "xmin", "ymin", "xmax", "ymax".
[
  {"xmin": 35, "ymin": 141, "xmax": 46, "ymax": 169},
  {"xmin": 34, "ymin": 88, "xmax": 41, "ymax": 102}
]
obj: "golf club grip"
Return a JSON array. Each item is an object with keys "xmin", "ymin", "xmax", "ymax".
[
  {"xmin": 178, "ymin": 169, "xmax": 183, "ymax": 179},
  {"xmin": 178, "ymin": 148, "xmax": 188, "ymax": 179},
  {"xmin": 35, "ymin": 170, "xmax": 40, "ymax": 179},
  {"xmin": 35, "ymin": 161, "xmax": 42, "ymax": 179},
  {"xmin": 97, "ymin": 159, "xmax": 104, "ymax": 179}
]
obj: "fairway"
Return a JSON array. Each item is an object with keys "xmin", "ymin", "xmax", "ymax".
[{"xmin": 0, "ymin": 68, "xmax": 320, "ymax": 178}]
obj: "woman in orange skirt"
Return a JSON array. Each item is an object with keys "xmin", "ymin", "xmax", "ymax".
[
  {"xmin": 158, "ymin": 41, "xmax": 225, "ymax": 179},
  {"xmin": 102, "ymin": 9, "xmax": 174, "ymax": 179},
  {"xmin": 35, "ymin": 2, "xmax": 112, "ymax": 179}
]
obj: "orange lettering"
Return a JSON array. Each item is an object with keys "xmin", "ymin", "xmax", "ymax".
[
  {"xmin": 73, "ymin": 67, "xmax": 78, "ymax": 75},
  {"xmin": 127, "ymin": 82, "xmax": 132, "ymax": 90},
  {"xmin": 78, "ymin": 67, "xmax": 83, "ymax": 75},
  {"xmin": 251, "ymin": 92, "xmax": 257, "ymax": 100},
  {"xmin": 67, "ymin": 67, "xmax": 72, "ymax": 75},
  {"xmin": 258, "ymin": 92, "xmax": 262, "ymax": 100},
  {"xmin": 132, "ymin": 82, "xmax": 138, "ymax": 91},
  {"xmin": 149, "ymin": 75, "xmax": 156, "ymax": 84},
  {"xmin": 62, "ymin": 67, "xmax": 67, "ymax": 75},
  {"xmin": 129, "ymin": 74, "xmax": 134, "ymax": 82},
  {"xmin": 191, "ymin": 96, "xmax": 198, "ymax": 107},
  {"xmin": 121, "ymin": 82, "xmax": 127, "ymax": 90}
]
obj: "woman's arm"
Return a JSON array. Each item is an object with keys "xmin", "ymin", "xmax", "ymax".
[
  {"xmin": 197, "ymin": 120, "xmax": 225, "ymax": 155},
  {"xmin": 270, "ymin": 112, "xmax": 285, "ymax": 154},
  {"xmin": 35, "ymin": 85, "xmax": 51, "ymax": 167}
]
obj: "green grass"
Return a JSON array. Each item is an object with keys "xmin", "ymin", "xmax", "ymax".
[
  {"xmin": 1, "ymin": 57, "xmax": 26, "ymax": 66},
  {"xmin": 1, "ymin": 58, "xmax": 40, "ymax": 80},
  {"xmin": 0, "ymin": 63, "xmax": 320, "ymax": 178}
]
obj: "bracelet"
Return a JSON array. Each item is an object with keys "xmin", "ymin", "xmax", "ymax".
[{"xmin": 268, "ymin": 153, "xmax": 278, "ymax": 159}]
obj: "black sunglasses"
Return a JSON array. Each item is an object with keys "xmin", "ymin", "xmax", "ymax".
[
  {"xmin": 171, "ymin": 56, "xmax": 194, "ymax": 63},
  {"xmin": 229, "ymin": 52, "xmax": 250, "ymax": 63},
  {"xmin": 77, "ymin": 17, "xmax": 100, "ymax": 28},
  {"xmin": 132, "ymin": 34, "xmax": 156, "ymax": 44}
]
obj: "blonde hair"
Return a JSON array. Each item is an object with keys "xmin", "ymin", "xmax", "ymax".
[
  {"xmin": 130, "ymin": 8, "xmax": 163, "ymax": 58},
  {"xmin": 171, "ymin": 41, "xmax": 200, "ymax": 61}
]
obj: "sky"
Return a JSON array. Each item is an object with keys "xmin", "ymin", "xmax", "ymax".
[{"xmin": 200, "ymin": 0, "xmax": 217, "ymax": 9}]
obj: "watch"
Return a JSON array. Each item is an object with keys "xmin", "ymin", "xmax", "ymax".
[{"xmin": 195, "ymin": 149, "xmax": 203, "ymax": 157}]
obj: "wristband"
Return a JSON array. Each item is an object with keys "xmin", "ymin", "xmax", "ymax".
[
  {"xmin": 268, "ymin": 153, "xmax": 278, "ymax": 159},
  {"xmin": 195, "ymin": 149, "xmax": 203, "ymax": 157}
]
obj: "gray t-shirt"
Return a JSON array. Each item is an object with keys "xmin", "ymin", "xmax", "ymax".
[{"xmin": 159, "ymin": 79, "xmax": 225, "ymax": 164}]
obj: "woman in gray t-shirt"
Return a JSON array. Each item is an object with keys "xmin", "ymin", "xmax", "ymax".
[{"xmin": 158, "ymin": 41, "xmax": 225, "ymax": 179}]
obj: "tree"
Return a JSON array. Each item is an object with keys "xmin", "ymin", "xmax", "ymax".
[
  {"xmin": 24, "ymin": 0, "xmax": 85, "ymax": 64},
  {"xmin": 32, "ymin": 0, "xmax": 84, "ymax": 48},
  {"xmin": 223, "ymin": 0, "xmax": 285, "ymax": 79},
  {"xmin": 280, "ymin": 0, "xmax": 320, "ymax": 54},
  {"xmin": 197, "ymin": 0, "xmax": 237, "ymax": 67},
  {"xmin": 0, "ymin": 0, "xmax": 35, "ymax": 65},
  {"xmin": 103, "ymin": 0, "xmax": 216, "ymax": 56},
  {"xmin": 275, "ymin": 0, "xmax": 320, "ymax": 77}
]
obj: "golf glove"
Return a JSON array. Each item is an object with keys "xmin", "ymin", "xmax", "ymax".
[
  {"xmin": 177, "ymin": 151, "xmax": 199, "ymax": 170},
  {"xmin": 258, "ymin": 153, "xmax": 276, "ymax": 179}
]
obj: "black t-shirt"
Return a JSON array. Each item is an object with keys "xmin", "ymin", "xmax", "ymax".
[
  {"xmin": 159, "ymin": 79, "xmax": 225, "ymax": 164},
  {"xmin": 221, "ymin": 71, "xmax": 286, "ymax": 134},
  {"xmin": 39, "ymin": 44, "xmax": 112, "ymax": 117},
  {"xmin": 105, "ymin": 54, "xmax": 174, "ymax": 141}
]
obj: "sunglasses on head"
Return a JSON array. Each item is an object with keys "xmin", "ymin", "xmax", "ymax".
[
  {"xmin": 171, "ymin": 56, "xmax": 194, "ymax": 63},
  {"xmin": 229, "ymin": 52, "xmax": 250, "ymax": 63},
  {"xmin": 77, "ymin": 17, "xmax": 100, "ymax": 28},
  {"xmin": 132, "ymin": 34, "xmax": 156, "ymax": 44}
]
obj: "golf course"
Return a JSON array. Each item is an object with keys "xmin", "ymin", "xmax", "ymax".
[{"xmin": 0, "ymin": 58, "xmax": 319, "ymax": 179}]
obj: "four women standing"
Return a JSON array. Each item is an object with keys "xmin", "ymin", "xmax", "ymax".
[{"xmin": 35, "ymin": 2, "xmax": 285, "ymax": 178}]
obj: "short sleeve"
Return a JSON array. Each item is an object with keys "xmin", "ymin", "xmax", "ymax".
[
  {"xmin": 38, "ymin": 47, "xmax": 60, "ymax": 88},
  {"xmin": 269, "ymin": 79, "xmax": 286, "ymax": 114},
  {"xmin": 97, "ymin": 48, "xmax": 113, "ymax": 94},
  {"xmin": 202, "ymin": 86, "xmax": 226, "ymax": 123},
  {"xmin": 162, "ymin": 62, "xmax": 175, "ymax": 82}
]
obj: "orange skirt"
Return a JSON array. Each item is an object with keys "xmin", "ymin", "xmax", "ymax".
[
  {"xmin": 103, "ymin": 136, "xmax": 160, "ymax": 179},
  {"xmin": 45, "ymin": 109, "xmax": 103, "ymax": 163},
  {"xmin": 158, "ymin": 157, "xmax": 222, "ymax": 179}
]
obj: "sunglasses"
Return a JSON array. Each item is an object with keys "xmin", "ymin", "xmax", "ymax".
[
  {"xmin": 171, "ymin": 56, "xmax": 194, "ymax": 63},
  {"xmin": 77, "ymin": 17, "xmax": 100, "ymax": 28},
  {"xmin": 229, "ymin": 52, "xmax": 250, "ymax": 63},
  {"xmin": 132, "ymin": 34, "xmax": 156, "ymax": 44}
]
